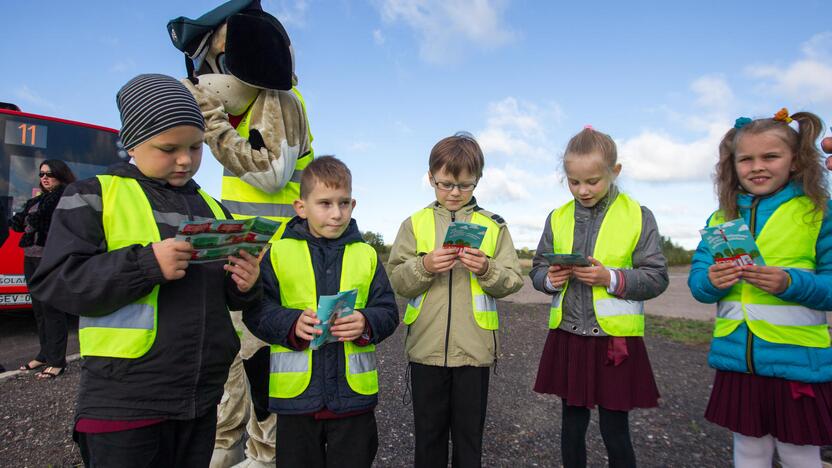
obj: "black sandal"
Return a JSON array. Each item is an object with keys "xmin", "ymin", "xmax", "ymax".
[
  {"xmin": 18, "ymin": 360, "xmax": 45, "ymax": 371},
  {"xmin": 35, "ymin": 367, "xmax": 64, "ymax": 380}
]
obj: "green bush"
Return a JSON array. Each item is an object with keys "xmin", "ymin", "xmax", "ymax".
[{"xmin": 661, "ymin": 235, "xmax": 693, "ymax": 266}]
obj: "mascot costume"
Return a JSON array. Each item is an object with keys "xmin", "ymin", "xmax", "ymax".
[{"xmin": 168, "ymin": 1, "xmax": 313, "ymax": 466}]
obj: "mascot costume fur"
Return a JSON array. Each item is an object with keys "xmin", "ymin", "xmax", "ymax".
[{"xmin": 168, "ymin": 1, "xmax": 313, "ymax": 466}]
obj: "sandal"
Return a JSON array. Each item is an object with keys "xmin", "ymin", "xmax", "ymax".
[
  {"xmin": 35, "ymin": 367, "xmax": 64, "ymax": 380},
  {"xmin": 18, "ymin": 360, "xmax": 46, "ymax": 371}
]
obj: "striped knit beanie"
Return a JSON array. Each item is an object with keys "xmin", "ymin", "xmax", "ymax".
[{"xmin": 116, "ymin": 74, "xmax": 205, "ymax": 151}]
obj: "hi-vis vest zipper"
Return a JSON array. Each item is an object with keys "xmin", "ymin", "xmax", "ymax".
[
  {"xmin": 268, "ymin": 239, "xmax": 379, "ymax": 399},
  {"xmin": 710, "ymin": 196, "xmax": 829, "ymax": 348},
  {"xmin": 549, "ymin": 193, "xmax": 645, "ymax": 336},
  {"xmin": 404, "ymin": 208, "xmax": 500, "ymax": 330},
  {"xmin": 221, "ymin": 87, "xmax": 314, "ymax": 240},
  {"xmin": 78, "ymin": 175, "xmax": 225, "ymax": 358}
]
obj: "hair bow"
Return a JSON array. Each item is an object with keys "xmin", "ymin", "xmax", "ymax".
[
  {"xmin": 734, "ymin": 117, "xmax": 752, "ymax": 129},
  {"xmin": 773, "ymin": 108, "xmax": 793, "ymax": 124}
]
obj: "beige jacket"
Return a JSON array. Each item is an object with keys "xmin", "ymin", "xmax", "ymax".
[{"xmin": 388, "ymin": 201, "xmax": 523, "ymax": 367}]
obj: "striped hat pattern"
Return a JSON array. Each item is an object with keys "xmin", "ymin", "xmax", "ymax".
[{"xmin": 116, "ymin": 74, "xmax": 205, "ymax": 151}]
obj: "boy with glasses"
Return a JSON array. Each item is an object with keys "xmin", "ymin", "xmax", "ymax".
[{"xmin": 388, "ymin": 132, "xmax": 523, "ymax": 467}]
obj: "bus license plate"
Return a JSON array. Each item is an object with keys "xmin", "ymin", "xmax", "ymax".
[{"xmin": 0, "ymin": 294, "xmax": 31, "ymax": 305}]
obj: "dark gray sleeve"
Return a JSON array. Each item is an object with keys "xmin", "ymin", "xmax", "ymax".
[
  {"xmin": 615, "ymin": 206, "xmax": 669, "ymax": 301},
  {"xmin": 28, "ymin": 179, "xmax": 165, "ymax": 317},
  {"xmin": 529, "ymin": 211, "xmax": 557, "ymax": 294}
]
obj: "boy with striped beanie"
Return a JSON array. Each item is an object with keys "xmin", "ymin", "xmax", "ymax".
[{"xmin": 29, "ymin": 73, "xmax": 264, "ymax": 466}]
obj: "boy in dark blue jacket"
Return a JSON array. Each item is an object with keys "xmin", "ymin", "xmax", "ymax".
[{"xmin": 243, "ymin": 156, "xmax": 399, "ymax": 467}]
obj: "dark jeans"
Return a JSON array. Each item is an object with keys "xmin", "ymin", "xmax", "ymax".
[
  {"xmin": 275, "ymin": 411, "xmax": 378, "ymax": 468},
  {"xmin": 24, "ymin": 256, "xmax": 67, "ymax": 367},
  {"xmin": 75, "ymin": 411, "xmax": 217, "ymax": 468},
  {"xmin": 561, "ymin": 400, "xmax": 636, "ymax": 468},
  {"xmin": 410, "ymin": 363, "xmax": 490, "ymax": 468}
]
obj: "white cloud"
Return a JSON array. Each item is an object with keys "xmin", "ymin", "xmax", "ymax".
[
  {"xmin": 746, "ymin": 32, "xmax": 832, "ymax": 104},
  {"xmin": 348, "ymin": 141, "xmax": 373, "ymax": 152},
  {"xmin": 475, "ymin": 165, "xmax": 534, "ymax": 202},
  {"xmin": 264, "ymin": 0, "xmax": 310, "ymax": 27},
  {"xmin": 617, "ymin": 75, "xmax": 737, "ymax": 182},
  {"xmin": 14, "ymin": 85, "xmax": 58, "ymax": 112},
  {"xmin": 109, "ymin": 59, "xmax": 136, "ymax": 73},
  {"xmin": 691, "ymin": 75, "xmax": 734, "ymax": 110},
  {"xmin": 477, "ymin": 97, "xmax": 560, "ymax": 161},
  {"xmin": 373, "ymin": 29, "xmax": 385, "ymax": 45},
  {"xmin": 374, "ymin": 0, "xmax": 515, "ymax": 64}
]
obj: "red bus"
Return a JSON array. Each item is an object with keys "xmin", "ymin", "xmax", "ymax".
[{"xmin": 1, "ymin": 104, "xmax": 122, "ymax": 311}]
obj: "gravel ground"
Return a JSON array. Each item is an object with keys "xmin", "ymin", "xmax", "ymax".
[{"xmin": 1, "ymin": 298, "xmax": 736, "ymax": 468}]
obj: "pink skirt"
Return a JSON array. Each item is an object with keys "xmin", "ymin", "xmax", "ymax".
[
  {"xmin": 705, "ymin": 370, "xmax": 832, "ymax": 445},
  {"xmin": 534, "ymin": 328, "xmax": 660, "ymax": 411}
]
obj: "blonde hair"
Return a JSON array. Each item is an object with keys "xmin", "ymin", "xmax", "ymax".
[
  {"xmin": 562, "ymin": 127, "xmax": 618, "ymax": 172},
  {"xmin": 715, "ymin": 111, "xmax": 828, "ymax": 219}
]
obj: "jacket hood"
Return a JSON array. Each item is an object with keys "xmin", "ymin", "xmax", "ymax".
[{"xmin": 282, "ymin": 216, "xmax": 364, "ymax": 247}]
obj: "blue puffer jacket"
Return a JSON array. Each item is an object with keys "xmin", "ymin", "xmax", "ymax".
[
  {"xmin": 688, "ymin": 183, "xmax": 832, "ymax": 383},
  {"xmin": 243, "ymin": 217, "xmax": 400, "ymax": 415}
]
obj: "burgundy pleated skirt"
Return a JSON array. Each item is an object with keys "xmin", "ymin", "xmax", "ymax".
[
  {"xmin": 705, "ymin": 370, "xmax": 832, "ymax": 445},
  {"xmin": 533, "ymin": 328, "xmax": 660, "ymax": 411}
]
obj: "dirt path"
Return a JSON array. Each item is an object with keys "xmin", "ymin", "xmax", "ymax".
[{"xmin": 1, "ymin": 300, "xmax": 734, "ymax": 467}]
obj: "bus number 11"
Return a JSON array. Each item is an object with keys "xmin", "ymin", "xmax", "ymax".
[{"xmin": 18, "ymin": 123, "xmax": 37, "ymax": 146}]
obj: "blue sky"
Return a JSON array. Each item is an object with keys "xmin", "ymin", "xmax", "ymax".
[{"xmin": 3, "ymin": 0, "xmax": 832, "ymax": 248}]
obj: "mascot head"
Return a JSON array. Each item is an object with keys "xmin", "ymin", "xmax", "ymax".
[{"xmin": 168, "ymin": 0, "xmax": 295, "ymax": 92}]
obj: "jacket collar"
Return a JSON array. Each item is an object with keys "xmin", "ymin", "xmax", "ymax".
[
  {"xmin": 106, "ymin": 161, "xmax": 201, "ymax": 193},
  {"xmin": 430, "ymin": 197, "xmax": 479, "ymax": 217},
  {"xmin": 282, "ymin": 216, "xmax": 364, "ymax": 248},
  {"xmin": 737, "ymin": 182, "xmax": 802, "ymax": 210}
]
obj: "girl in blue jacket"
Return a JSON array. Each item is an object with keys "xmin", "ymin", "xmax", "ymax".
[{"xmin": 688, "ymin": 109, "xmax": 832, "ymax": 467}]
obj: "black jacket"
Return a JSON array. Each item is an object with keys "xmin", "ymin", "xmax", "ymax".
[
  {"xmin": 243, "ymin": 216, "xmax": 399, "ymax": 415},
  {"xmin": 29, "ymin": 162, "xmax": 261, "ymax": 421},
  {"xmin": 9, "ymin": 185, "xmax": 65, "ymax": 249}
]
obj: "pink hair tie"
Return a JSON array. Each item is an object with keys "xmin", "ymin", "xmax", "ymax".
[{"xmin": 584, "ymin": 125, "xmax": 594, "ymax": 130}]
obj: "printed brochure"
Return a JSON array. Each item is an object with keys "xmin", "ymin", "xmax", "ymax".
[
  {"xmin": 310, "ymin": 289, "xmax": 358, "ymax": 350},
  {"xmin": 442, "ymin": 221, "xmax": 487, "ymax": 253},
  {"xmin": 175, "ymin": 217, "xmax": 281, "ymax": 263},
  {"xmin": 541, "ymin": 252, "xmax": 591, "ymax": 267},
  {"xmin": 699, "ymin": 218, "xmax": 765, "ymax": 266}
]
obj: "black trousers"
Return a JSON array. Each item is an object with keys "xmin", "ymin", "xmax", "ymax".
[
  {"xmin": 75, "ymin": 411, "xmax": 217, "ymax": 468},
  {"xmin": 560, "ymin": 400, "xmax": 636, "ymax": 468},
  {"xmin": 24, "ymin": 256, "xmax": 67, "ymax": 367},
  {"xmin": 410, "ymin": 363, "xmax": 490, "ymax": 468},
  {"xmin": 275, "ymin": 411, "xmax": 378, "ymax": 468}
]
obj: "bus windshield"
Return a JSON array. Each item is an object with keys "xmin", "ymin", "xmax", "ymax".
[{"xmin": 1, "ymin": 108, "xmax": 122, "ymax": 310}]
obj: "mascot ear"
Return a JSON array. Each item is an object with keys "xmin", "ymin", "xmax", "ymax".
[{"xmin": 225, "ymin": 10, "xmax": 293, "ymax": 90}]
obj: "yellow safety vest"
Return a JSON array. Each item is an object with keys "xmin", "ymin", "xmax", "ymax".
[
  {"xmin": 221, "ymin": 87, "xmax": 314, "ymax": 240},
  {"xmin": 549, "ymin": 193, "xmax": 645, "ymax": 336},
  {"xmin": 403, "ymin": 208, "xmax": 500, "ymax": 330},
  {"xmin": 78, "ymin": 175, "xmax": 225, "ymax": 358},
  {"xmin": 268, "ymin": 239, "xmax": 379, "ymax": 399},
  {"xmin": 711, "ymin": 196, "xmax": 829, "ymax": 348}
]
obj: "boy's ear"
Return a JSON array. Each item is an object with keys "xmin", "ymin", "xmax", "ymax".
[
  {"xmin": 293, "ymin": 199, "xmax": 307, "ymax": 218},
  {"xmin": 612, "ymin": 163, "xmax": 622, "ymax": 178},
  {"xmin": 351, "ymin": 198, "xmax": 356, "ymax": 210}
]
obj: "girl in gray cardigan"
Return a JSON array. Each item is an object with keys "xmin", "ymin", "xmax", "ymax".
[{"xmin": 530, "ymin": 127, "xmax": 668, "ymax": 468}]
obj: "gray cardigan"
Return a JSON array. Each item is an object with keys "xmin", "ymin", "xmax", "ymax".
[{"xmin": 529, "ymin": 186, "xmax": 669, "ymax": 336}]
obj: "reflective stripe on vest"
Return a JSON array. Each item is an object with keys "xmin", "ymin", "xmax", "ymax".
[
  {"xmin": 79, "ymin": 176, "xmax": 225, "ymax": 358},
  {"xmin": 220, "ymin": 86, "xmax": 314, "ymax": 241},
  {"xmin": 403, "ymin": 208, "xmax": 500, "ymax": 330},
  {"xmin": 549, "ymin": 193, "xmax": 645, "ymax": 336},
  {"xmin": 711, "ymin": 196, "xmax": 829, "ymax": 348},
  {"xmin": 268, "ymin": 239, "xmax": 379, "ymax": 399}
]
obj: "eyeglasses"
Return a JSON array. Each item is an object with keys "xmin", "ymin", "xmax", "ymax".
[
  {"xmin": 430, "ymin": 174, "xmax": 477, "ymax": 192},
  {"xmin": 39, "ymin": 172, "xmax": 55, "ymax": 179}
]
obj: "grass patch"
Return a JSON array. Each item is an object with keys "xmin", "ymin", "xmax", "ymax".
[{"xmin": 646, "ymin": 314, "xmax": 713, "ymax": 346}]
